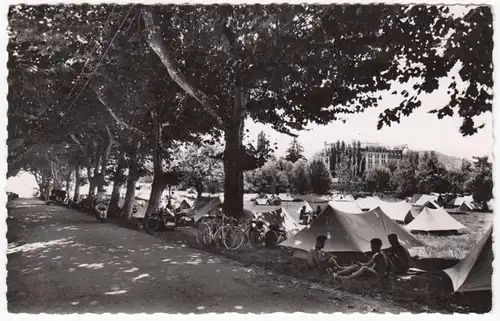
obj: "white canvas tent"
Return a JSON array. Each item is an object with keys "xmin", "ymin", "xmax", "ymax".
[
  {"xmin": 405, "ymin": 207, "xmax": 467, "ymax": 232},
  {"xmin": 328, "ymin": 200, "xmax": 363, "ymax": 213},
  {"xmin": 444, "ymin": 226, "xmax": 492, "ymax": 292},
  {"xmin": 254, "ymin": 198, "xmax": 269, "ymax": 205},
  {"xmin": 277, "ymin": 193, "xmax": 294, "ymax": 202},
  {"xmin": 296, "ymin": 201, "xmax": 313, "ymax": 216},
  {"xmin": 356, "ymin": 196, "xmax": 382, "ymax": 211},
  {"xmin": 280, "ymin": 205, "xmax": 425, "ymax": 253},
  {"xmin": 256, "ymin": 208, "xmax": 301, "ymax": 235},
  {"xmin": 415, "ymin": 194, "xmax": 439, "ymax": 206},
  {"xmin": 452, "ymin": 196, "xmax": 465, "ymax": 207},
  {"xmin": 189, "ymin": 196, "xmax": 223, "ymax": 222},
  {"xmin": 378, "ymin": 200, "xmax": 417, "ymax": 224},
  {"xmin": 459, "ymin": 201, "xmax": 478, "ymax": 212}
]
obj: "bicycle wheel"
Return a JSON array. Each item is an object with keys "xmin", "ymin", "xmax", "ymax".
[
  {"xmin": 213, "ymin": 226, "xmax": 230, "ymax": 249},
  {"xmin": 196, "ymin": 224, "xmax": 211, "ymax": 245},
  {"xmin": 145, "ymin": 215, "xmax": 161, "ymax": 232},
  {"xmin": 226, "ymin": 227, "xmax": 246, "ymax": 251}
]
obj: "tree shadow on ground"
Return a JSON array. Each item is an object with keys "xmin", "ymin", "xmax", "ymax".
[{"xmin": 7, "ymin": 200, "xmax": 382, "ymax": 314}]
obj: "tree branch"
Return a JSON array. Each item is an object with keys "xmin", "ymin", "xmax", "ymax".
[
  {"xmin": 141, "ymin": 8, "xmax": 226, "ymax": 131},
  {"xmin": 68, "ymin": 132, "xmax": 85, "ymax": 152},
  {"xmin": 93, "ymin": 85, "xmax": 148, "ymax": 137}
]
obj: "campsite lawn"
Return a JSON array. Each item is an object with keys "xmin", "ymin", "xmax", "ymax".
[
  {"xmin": 91, "ymin": 202, "xmax": 493, "ymax": 313},
  {"xmin": 409, "ymin": 211, "xmax": 493, "ymax": 260}
]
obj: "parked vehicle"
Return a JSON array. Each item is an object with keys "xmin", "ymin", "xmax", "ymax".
[
  {"xmin": 7, "ymin": 192, "xmax": 19, "ymax": 201},
  {"xmin": 46, "ymin": 189, "xmax": 67, "ymax": 205},
  {"xmin": 94, "ymin": 200, "xmax": 109, "ymax": 223},
  {"xmin": 143, "ymin": 207, "xmax": 181, "ymax": 232}
]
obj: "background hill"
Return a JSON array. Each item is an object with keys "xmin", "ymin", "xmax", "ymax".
[{"xmin": 417, "ymin": 150, "xmax": 464, "ymax": 169}]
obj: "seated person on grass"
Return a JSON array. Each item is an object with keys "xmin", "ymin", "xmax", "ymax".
[
  {"xmin": 307, "ymin": 235, "xmax": 342, "ymax": 270},
  {"xmin": 331, "ymin": 238, "xmax": 389, "ymax": 280},
  {"xmin": 299, "ymin": 206, "xmax": 308, "ymax": 224},
  {"xmin": 384, "ymin": 234, "xmax": 411, "ymax": 274}
]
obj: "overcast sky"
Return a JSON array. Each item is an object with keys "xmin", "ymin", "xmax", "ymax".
[{"xmin": 246, "ymin": 63, "xmax": 493, "ymax": 161}]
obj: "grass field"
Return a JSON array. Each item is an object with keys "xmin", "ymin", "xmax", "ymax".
[
  {"xmin": 410, "ymin": 211, "xmax": 493, "ymax": 260},
  {"xmin": 244, "ymin": 199, "xmax": 493, "ymax": 261}
]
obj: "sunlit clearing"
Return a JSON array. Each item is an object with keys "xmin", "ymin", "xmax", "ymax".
[
  {"xmin": 132, "ymin": 273, "xmax": 149, "ymax": 281},
  {"xmin": 186, "ymin": 259, "xmax": 203, "ymax": 265},
  {"xmin": 78, "ymin": 263, "xmax": 104, "ymax": 269},
  {"xmin": 124, "ymin": 267, "xmax": 139, "ymax": 273},
  {"xmin": 105, "ymin": 290, "xmax": 128, "ymax": 295},
  {"xmin": 7, "ymin": 238, "xmax": 74, "ymax": 254}
]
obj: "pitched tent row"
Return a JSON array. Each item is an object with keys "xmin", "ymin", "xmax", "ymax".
[
  {"xmin": 377, "ymin": 200, "xmax": 418, "ymax": 225},
  {"xmin": 356, "ymin": 196, "xmax": 382, "ymax": 211},
  {"xmin": 444, "ymin": 226, "xmax": 493, "ymax": 292},
  {"xmin": 328, "ymin": 200, "xmax": 363, "ymax": 213},
  {"xmin": 280, "ymin": 205, "xmax": 425, "ymax": 253},
  {"xmin": 405, "ymin": 207, "xmax": 467, "ymax": 233}
]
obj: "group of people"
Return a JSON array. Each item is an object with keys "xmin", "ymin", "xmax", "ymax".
[
  {"xmin": 307, "ymin": 234, "xmax": 411, "ymax": 280},
  {"xmin": 299, "ymin": 205, "xmax": 322, "ymax": 225}
]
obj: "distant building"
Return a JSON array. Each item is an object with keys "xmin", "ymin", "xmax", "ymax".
[
  {"xmin": 322, "ymin": 141, "xmax": 408, "ymax": 172},
  {"xmin": 360, "ymin": 142, "xmax": 407, "ymax": 171}
]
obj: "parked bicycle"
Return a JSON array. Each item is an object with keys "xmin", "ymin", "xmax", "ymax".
[
  {"xmin": 144, "ymin": 207, "xmax": 177, "ymax": 232},
  {"xmin": 196, "ymin": 214, "xmax": 240, "ymax": 250},
  {"xmin": 229, "ymin": 218, "xmax": 269, "ymax": 251},
  {"xmin": 263, "ymin": 224, "xmax": 289, "ymax": 247}
]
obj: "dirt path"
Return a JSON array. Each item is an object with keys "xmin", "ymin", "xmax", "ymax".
[{"xmin": 7, "ymin": 199, "xmax": 412, "ymax": 313}]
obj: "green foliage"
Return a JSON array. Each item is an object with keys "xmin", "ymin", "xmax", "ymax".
[
  {"xmin": 333, "ymin": 156, "xmax": 358, "ymax": 193},
  {"xmin": 326, "ymin": 140, "xmax": 364, "ymax": 177},
  {"xmin": 291, "ymin": 159, "xmax": 311, "ymax": 194},
  {"xmin": 285, "ymin": 137, "xmax": 305, "ymax": 163},
  {"xmin": 308, "ymin": 157, "xmax": 332, "ymax": 194},
  {"xmin": 465, "ymin": 157, "xmax": 493, "ymax": 209},
  {"xmin": 177, "ymin": 144, "xmax": 224, "ymax": 195},
  {"xmin": 416, "ymin": 152, "xmax": 449, "ymax": 194},
  {"xmin": 364, "ymin": 167, "xmax": 392, "ymax": 193}
]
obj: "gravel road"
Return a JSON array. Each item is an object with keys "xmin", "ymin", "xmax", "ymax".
[{"xmin": 7, "ymin": 199, "xmax": 411, "ymax": 313}]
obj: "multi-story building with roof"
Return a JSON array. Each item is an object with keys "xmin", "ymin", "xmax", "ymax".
[{"xmin": 322, "ymin": 141, "xmax": 408, "ymax": 172}]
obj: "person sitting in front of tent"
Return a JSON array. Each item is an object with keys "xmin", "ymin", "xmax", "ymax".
[
  {"xmin": 307, "ymin": 235, "xmax": 342, "ymax": 270},
  {"xmin": 384, "ymin": 234, "xmax": 411, "ymax": 274},
  {"xmin": 332, "ymin": 238, "xmax": 389, "ymax": 280},
  {"xmin": 299, "ymin": 206, "xmax": 308, "ymax": 224}
]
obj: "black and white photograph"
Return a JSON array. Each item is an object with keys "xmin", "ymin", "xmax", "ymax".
[{"xmin": 2, "ymin": 0, "xmax": 496, "ymax": 315}]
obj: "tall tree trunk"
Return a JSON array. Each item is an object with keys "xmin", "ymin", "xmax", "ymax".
[
  {"xmin": 123, "ymin": 178, "xmax": 138, "ymax": 221},
  {"xmin": 97, "ymin": 128, "xmax": 114, "ymax": 193},
  {"xmin": 123, "ymin": 140, "xmax": 140, "ymax": 220},
  {"xmin": 145, "ymin": 117, "xmax": 167, "ymax": 218},
  {"xmin": 65, "ymin": 174, "xmax": 71, "ymax": 201},
  {"xmin": 108, "ymin": 154, "xmax": 127, "ymax": 216},
  {"xmin": 73, "ymin": 164, "xmax": 82, "ymax": 202},
  {"xmin": 145, "ymin": 172, "xmax": 167, "ymax": 217},
  {"xmin": 87, "ymin": 165, "xmax": 96, "ymax": 198},
  {"xmin": 223, "ymin": 87, "xmax": 246, "ymax": 219}
]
